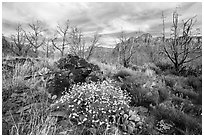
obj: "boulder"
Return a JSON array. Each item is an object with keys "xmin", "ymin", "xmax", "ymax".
[
  {"xmin": 47, "ymin": 54, "xmax": 102, "ymax": 98},
  {"xmin": 47, "ymin": 71, "xmax": 70, "ymax": 98}
]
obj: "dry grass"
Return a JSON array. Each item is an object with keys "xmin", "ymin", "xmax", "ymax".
[{"xmin": 2, "ymin": 57, "xmax": 202, "ymax": 135}]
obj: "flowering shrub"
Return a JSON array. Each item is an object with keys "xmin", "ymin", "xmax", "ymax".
[
  {"xmin": 49, "ymin": 78, "xmax": 153, "ymax": 134},
  {"xmin": 48, "ymin": 79, "xmax": 153, "ymax": 134},
  {"xmin": 52, "ymin": 79, "xmax": 130, "ymax": 127}
]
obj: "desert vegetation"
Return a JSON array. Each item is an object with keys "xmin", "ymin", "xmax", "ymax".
[{"xmin": 2, "ymin": 8, "xmax": 202, "ymax": 135}]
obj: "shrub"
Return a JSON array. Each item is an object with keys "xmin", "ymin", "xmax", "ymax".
[
  {"xmin": 121, "ymin": 83, "xmax": 159, "ymax": 108},
  {"xmin": 95, "ymin": 62, "xmax": 118, "ymax": 78},
  {"xmin": 2, "ymin": 78, "xmax": 53, "ymax": 135},
  {"xmin": 172, "ymin": 86, "xmax": 198, "ymax": 101},
  {"xmin": 154, "ymin": 102, "xmax": 202, "ymax": 134},
  {"xmin": 112, "ymin": 68, "xmax": 148, "ymax": 86},
  {"xmin": 158, "ymin": 88, "xmax": 170, "ymax": 103},
  {"xmin": 112, "ymin": 70, "xmax": 132, "ymax": 82},
  {"xmin": 155, "ymin": 62, "xmax": 173, "ymax": 72},
  {"xmin": 2, "ymin": 58, "xmax": 56, "ymax": 135},
  {"xmin": 50, "ymin": 79, "xmax": 132, "ymax": 134},
  {"xmin": 142, "ymin": 63, "xmax": 161, "ymax": 74},
  {"xmin": 164, "ymin": 75, "xmax": 177, "ymax": 88},
  {"xmin": 180, "ymin": 65, "xmax": 202, "ymax": 77},
  {"xmin": 185, "ymin": 76, "xmax": 202, "ymax": 92},
  {"xmin": 129, "ymin": 64, "xmax": 140, "ymax": 71}
]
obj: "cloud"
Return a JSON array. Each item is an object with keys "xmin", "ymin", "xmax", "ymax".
[{"xmin": 2, "ymin": 2, "xmax": 202, "ymax": 48}]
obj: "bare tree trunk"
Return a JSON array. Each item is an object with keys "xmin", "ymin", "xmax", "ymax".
[
  {"xmin": 86, "ymin": 32, "xmax": 101, "ymax": 61},
  {"xmin": 51, "ymin": 20, "xmax": 70, "ymax": 58},
  {"xmin": 24, "ymin": 20, "xmax": 46, "ymax": 58},
  {"xmin": 163, "ymin": 10, "xmax": 201, "ymax": 73}
]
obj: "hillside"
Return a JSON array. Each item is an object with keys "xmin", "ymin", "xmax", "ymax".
[
  {"xmin": 2, "ymin": 54, "xmax": 202, "ymax": 135},
  {"xmin": 86, "ymin": 46, "xmax": 113, "ymax": 62},
  {"xmin": 111, "ymin": 33, "xmax": 156, "ymax": 66}
]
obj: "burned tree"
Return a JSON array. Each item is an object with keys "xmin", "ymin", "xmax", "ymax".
[
  {"xmin": 161, "ymin": 11, "xmax": 166, "ymax": 42},
  {"xmin": 42, "ymin": 38, "xmax": 55, "ymax": 58},
  {"xmin": 10, "ymin": 24, "xmax": 31, "ymax": 56},
  {"xmin": 51, "ymin": 20, "xmax": 70, "ymax": 57},
  {"xmin": 69, "ymin": 27, "xmax": 84, "ymax": 57},
  {"xmin": 86, "ymin": 32, "xmax": 101, "ymax": 61},
  {"xmin": 116, "ymin": 31, "xmax": 136, "ymax": 68},
  {"xmin": 24, "ymin": 20, "xmax": 46, "ymax": 57},
  {"xmin": 163, "ymin": 10, "xmax": 202, "ymax": 72}
]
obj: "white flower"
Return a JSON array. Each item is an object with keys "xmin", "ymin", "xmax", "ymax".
[
  {"xmin": 77, "ymin": 100, "xmax": 81, "ymax": 105},
  {"xmin": 83, "ymin": 118, "xmax": 88, "ymax": 122},
  {"xmin": 99, "ymin": 121, "xmax": 105, "ymax": 125},
  {"xmin": 72, "ymin": 113, "xmax": 78, "ymax": 116}
]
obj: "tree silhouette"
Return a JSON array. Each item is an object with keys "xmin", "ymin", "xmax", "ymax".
[
  {"xmin": 51, "ymin": 20, "xmax": 70, "ymax": 57},
  {"xmin": 24, "ymin": 20, "xmax": 46, "ymax": 57},
  {"xmin": 163, "ymin": 10, "xmax": 201, "ymax": 72}
]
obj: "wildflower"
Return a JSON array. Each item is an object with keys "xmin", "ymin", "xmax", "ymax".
[
  {"xmin": 72, "ymin": 113, "xmax": 78, "ymax": 117},
  {"xmin": 82, "ymin": 118, "xmax": 88, "ymax": 122},
  {"xmin": 69, "ymin": 105, "xmax": 74, "ymax": 108},
  {"xmin": 77, "ymin": 100, "xmax": 81, "ymax": 105},
  {"xmin": 99, "ymin": 121, "xmax": 105, "ymax": 125}
]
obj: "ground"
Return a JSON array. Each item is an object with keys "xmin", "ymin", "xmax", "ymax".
[{"xmin": 2, "ymin": 55, "xmax": 202, "ymax": 135}]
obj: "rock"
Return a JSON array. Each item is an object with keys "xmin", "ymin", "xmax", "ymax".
[
  {"xmin": 69, "ymin": 68, "xmax": 91, "ymax": 84},
  {"xmin": 47, "ymin": 54, "xmax": 102, "ymax": 98},
  {"xmin": 47, "ymin": 72, "xmax": 70, "ymax": 98},
  {"xmin": 86, "ymin": 75, "xmax": 100, "ymax": 83}
]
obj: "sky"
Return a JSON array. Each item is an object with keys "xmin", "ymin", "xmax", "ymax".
[{"xmin": 2, "ymin": 2, "xmax": 202, "ymax": 48}]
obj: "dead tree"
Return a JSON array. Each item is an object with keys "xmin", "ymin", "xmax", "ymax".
[
  {"xmin": 81, "ymin": 39, "xmax": 86, "ymax": 59},
  {"xmin": 10, "ymin": 24, "xmax": 31, "ymax": 56},
  {"xmin": 86, "ymin": 32, "xmax": 101, "ymax": 61},
  {"xmin": 51, "ymin": 20, "xmax": 70, "ymax": 57},
  {"xmin": 24, "ymin": 20, "xmax": 46, "ymax": 57},
  {"xmin": 69, "ymin": 27, "xmax": 84, "ymax": 57},
  {"xmin": 163, "ymin": 10, "xmax": 201, "ymax": 72},
  {"xmin": 161, "ymin": 11, "xmax": 166, "ymax": 42},
  {"xmin": 117, "ymin": 31, "xmax": 136, "ymax": 67},
  {"xmin": 42, "ymin": 38, "xmax": 55, "ymax": 58}
]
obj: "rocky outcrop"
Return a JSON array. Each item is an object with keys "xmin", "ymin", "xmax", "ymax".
[{"xmin": 47, "ymin": 54, "xmax": 103, "ymax": 98}]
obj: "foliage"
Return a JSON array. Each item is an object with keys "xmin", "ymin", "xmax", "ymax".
[
  {"xmin": 154, "ymin": 101, "xmax": 202, "ymax": 134},
  {"xmin": 2, "ymin": 39, "xmax": 202, "ymax": 135},
  {"xmin": 155, "ymin": 61, "xmax": 174, "ymax": 72},
  {"xmin": 49, "ymin": 79, "xmax": 156, "ymax": 135},
  {"xmin": 185, "ymin": 76, "xmax": 202, "ymax": 92}
]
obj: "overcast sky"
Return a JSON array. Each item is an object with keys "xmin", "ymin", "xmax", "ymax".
[{"xmin": 2, "ymin": 2, "xmax": 202, "ymax": 48}]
